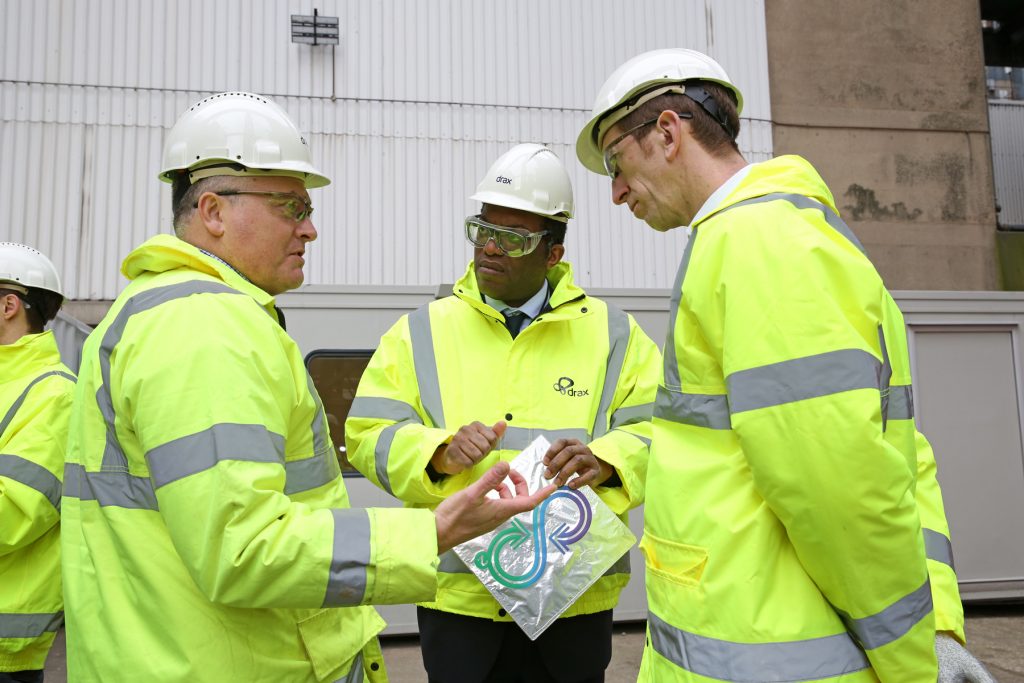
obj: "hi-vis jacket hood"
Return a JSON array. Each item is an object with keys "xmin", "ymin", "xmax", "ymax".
[
  {"xmin": 62, "ymin": 234, "xmax": 440, "ymax": 682},
  {"xmin": 0, "ymin": 331, "xmax": 74, "ymax": 671},
  {"xmin": 638, "ymin": 155, "xmax": 962, "ymax": 682},
  {"xmin": 346, "ymin": 259, "xmax": 661, "ymax": 621}
]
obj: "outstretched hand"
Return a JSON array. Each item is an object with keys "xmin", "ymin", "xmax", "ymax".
[{"xmin": 434, "ymin": 461, "xmax": 557, "ymax": 554}]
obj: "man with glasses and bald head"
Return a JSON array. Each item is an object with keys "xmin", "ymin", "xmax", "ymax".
[
  {"xmin": 347, "ymin": 143, "xmax": 661, "ymax": 683},
  {"xmin": 60, "ymin": 93, "xmax": 555, "ymax": 683}
]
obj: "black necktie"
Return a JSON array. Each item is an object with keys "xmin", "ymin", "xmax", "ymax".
[{"xmin": 502, "ymin": 309, "xmax": 528, "ymax": 339}]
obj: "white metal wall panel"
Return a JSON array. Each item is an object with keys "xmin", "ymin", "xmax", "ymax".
[
  {"xmin": 989, "ymin": 100, "xmax": 1024, "ymax": 227},
  {"xmin": 1, "ymin": 0, "xmax": 773, "ymax": 299}
]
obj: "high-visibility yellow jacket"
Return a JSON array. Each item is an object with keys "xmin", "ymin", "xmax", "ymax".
[
  {"xmin": 346, "ymin": 262, "xmax": 661, "ymax": 620},
  {"xmin": 62, "ymin": 235, "xmax": 440, "ymax": 683},
  {"xmin": 640, "ymin": 155, "xmax": 963, "ymax": 682},
  {"xmin": 0, "ymin": 331, "xmax": 74, "ymax": 672}
]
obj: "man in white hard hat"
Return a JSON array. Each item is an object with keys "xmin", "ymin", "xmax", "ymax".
[
  {"xmin": 0, "ymin": 243, "xmax": 74, "ymax": 683},
  {"xmin": 346, "ymin": 143, "xmax": 661, "ymax": 682},
  {"xmin": 577, "ymin": 49, "xmax": 994, "ymax": 683},
  {"xmin": 61, "ymin": 92, "xmax": 554, "ymax": 683}
]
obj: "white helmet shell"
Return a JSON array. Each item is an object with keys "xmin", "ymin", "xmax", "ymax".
[
  {"xmin": 159, "ymin": 92, "xmax": 330, "ymax": 188},
  {"xmin": 0, "ymin": 242, "xmax": 64, "ymax": 299},
  {"xmin": 576, "ymin": 48, "xmax": 744, "ymax": 174},
  {"xmin": 471, "ymin": 144, "xmax": 574, "ymax": 222}
]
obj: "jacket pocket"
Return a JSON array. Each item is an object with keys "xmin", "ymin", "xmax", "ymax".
[
  {"xmin": 639, "ymin": 531, "xmax": 708, "ymax": 588},
  {"xmin": 297, "ymin": 606, "xmax": 386, "ymax": 681}
]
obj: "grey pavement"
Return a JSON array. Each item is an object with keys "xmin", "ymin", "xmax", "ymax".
[{"xmin": 44, "ymin": 603, "xmax": 1023, "ymax": 682}]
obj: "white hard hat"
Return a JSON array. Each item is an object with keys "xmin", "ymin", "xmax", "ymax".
[
  {"xmin": 471, "ymin": 144, "xmax": 574, "ymax": 222},
  {"xmin": 159, "ymin": 92, "xmax": 330, "ymax": 188},
  {"xmin": 0, "ymin": 242, "xmax": 64, "ymax": 299},
  {"xmin": 576, "ymin": 48, "xmax": 744, "ymax": 174}
]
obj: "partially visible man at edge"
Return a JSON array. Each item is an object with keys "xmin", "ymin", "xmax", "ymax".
[
  {"xmin": 60, "ymin": 91, "xmax": 554, "ymax": 683},
  {"xmin": 0, "ymin": 244, "xmax": 74, "ymax": 683}
]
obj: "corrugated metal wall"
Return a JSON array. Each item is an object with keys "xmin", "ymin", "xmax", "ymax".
[
  {"xmin": 0, "ymin": 0, "xmax": 773, "ymax": 299},
  {"xmin": 990, "ymin": 101, "xmax": 1024, "ymax": 228}
]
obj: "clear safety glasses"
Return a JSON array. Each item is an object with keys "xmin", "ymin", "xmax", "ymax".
[
  {"xmin": 199, "ymin": 190, "xmax": 314, "ymax": 222},
  {"xmin": 464, "ymin": 216, "xmax": 550, "ymax": 257},
  {"xmin": 602, "ymin": 112, "xmax": 692, "ymax": 178}
]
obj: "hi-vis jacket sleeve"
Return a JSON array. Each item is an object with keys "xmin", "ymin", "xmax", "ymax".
[
  {"xmin": 585, "ymin": 315, "xmax": 660, "ymax": 515},
  {"xmin": 693, "ymin": 212, "xmax": 937, "ymax": 681},
  {"xmin": 122, "ymin": 297, "xmax": 438, "ymax": 610},
  {"xmin": 0, "ymin": 374, "xmax": 72, "ymax": 557},
  {"xmin": 346, "ymin": 317, "xmax": 457, "ymax": 506},
  {"xmin": 914, "ymin": 430, "xmax": 965, "ymax": 641}
]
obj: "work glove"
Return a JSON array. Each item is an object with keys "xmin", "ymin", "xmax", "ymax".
[{"xmin": 936, "ymin": 632, "xmax": 998, "ymax": 683}]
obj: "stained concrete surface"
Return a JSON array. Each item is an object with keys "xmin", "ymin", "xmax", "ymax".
[{"xmin": 44, "ymin": 604, "xmax": 1023, "ymax": 682}]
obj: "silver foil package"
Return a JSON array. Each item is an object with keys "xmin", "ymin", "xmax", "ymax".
[{"xmin": 453, "ymin": 436, "xmax": 636, "ymax": 640}]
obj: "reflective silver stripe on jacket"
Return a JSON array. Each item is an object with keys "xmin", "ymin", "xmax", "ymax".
[
  {"xmin": 661, "ymin": 228, "xmax": 697, "ymax": 393},
  {"xmin": 501, "ymin": 427, "xmax": 591, "ymax": 451},
  {"xmin": 332, "ymin": 653, "xmax": 364, "ymax": 683},
  {"xmin": 835, "ymin": 580, "xmax": 933, "ymax": 650},
  {"xmin": 323, "ymin": 508, "xmax": 371, "ymax": 606},
  {"xmin": 0, "ymin": 611, "xmax": 64, "ymax": 639},
  {"xmin": 438, "ymin": 550, "xmax": 472, "ymax": 574},
  {"xmin": 591, "ymin": 305, "xmax": 631, "ymax": 441},
  {"xmin": 723, "ymin": 192, "xmax": 867, "ymax": 256},
  {"xmin": 924, "ymin": 528, "xmax": 955, "ymax": 569},
  {"xmin": 63, "ymin": 462, "xmax": 158, "ymax": 510},
  {"xmin": 654, "ymin": 386, "xmax": 731, "ymax": 430},
  {"xmin": 304, "ymin": 371, "xmax": 333, "ymax": 460},
  {"xmin": 349, "ymin": 396, "xmax": 424, "ymax": 495},
  {"xmin": 284, "ymin": 451, "xmax": 342, "ymax": 495},
  {"xmin": 610, "ymin": 403, "xmax": 654, "ymax": 429},
  {"xmin": 0, "ymin": 454, "xmax": 62, "ymax": 510},
  {"xmin": 0, "ymin": 370, "xmax": 75, "ymax": 439},
  {"xmin": 648, "ymin": 610, "xmax": 869, "ymax": 682},
  {"xmin": 145, "ymin": 423, "xmax": 286, "ymax": 488},
  {"xmin": 408, "ymin": 306, "xmax": 445, "ymax": 429},
  {"xmin": 728, "ymin": 348, "xmax": 881, "ymax": 415},
  {"xmin": 888, "ymin": 384, "xmax": 914, "ymax": 420},
  {"xmin": 97, "ymin": 281, "xmax": 243, "ymax": 470}
]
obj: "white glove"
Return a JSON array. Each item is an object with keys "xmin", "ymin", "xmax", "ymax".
[{"xmin": 936, "ymin": 632, "xmax": 998, "ymax": 683}]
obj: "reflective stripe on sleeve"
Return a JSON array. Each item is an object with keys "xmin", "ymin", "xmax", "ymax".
[
  {"xmin": 924, "ymin": 528, "xmax": 955, "ymax": 569},
  {"xmin": 0, "ymin": 453, "xmax": 61, "ymax": 510},
  {"xmin": 284, "ymin": 452, "xmax": 341, "ymax": 495},
  {"xmin": 648, "ymin": 610, "xmax": 869, "ymax": 682},
  {"xmin": 610, "ymin": 403, "xmax": 654, "ymax": 429},
  {"xmin": 592, "ymin": 305, "xmax": 631, "ymax": 440},
  {"xmin": 348, "ymin": 396, "xmax": 423, "ymax": 423},
  {"xmin": 63, "ymin": 462, "xmax": 158, "ymax": 510},
  {"xmin": 323, "ymin": 508, "xmax": 371, "ymax": 607},
  {"xmin": 661, "ymin": 229, "xmax": 697, "ymax": 392},
  {"xmin": 654, "ymin": 386, "xmax": 731, "ymax": 430},
  {"xmin": 408, "ymin": 306, "xmax": 445, "ymax": 429},
  {"xmin": 0, "ymin": 611, "xmax": 63, "ymax": 639},
  {"xmin": 834, "ymin": 579, "xmax": 933, "ymax": 650},
  {"xmin": 144, "ymin": 423, "xmax": 286, "ymax": 489},
  {"xmin": 304, "ymin": 372, "xmax": 332, "ymax": 458},
  {"xmin": 888, "ymin": 384, "xmax": 914, "ymax": 420},
  {"xmin": 348, "ymin": 397, "xmax": 426, "ymax": 495},
  {"xmin": 727, "ymin": 348, "xmax": 880, "ymax": 415},
  {"xmin": 0, "ymin": 370, "xmax": 75, "ymax": 438}
]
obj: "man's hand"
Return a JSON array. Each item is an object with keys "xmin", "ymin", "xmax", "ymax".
[
  {"xmin": 431, "ymin": 421, "xmax": 507, "ymax": 476},
  {"xmin": 434, "ymin": 461, "xmax": 556, "ymax": 554},
  {"xmin": 936, "ymin": 632, "xmax": 997, "ymax": 683},
  {"xmin": 542, "ymin": 438, "xmax": 613, "ymax": 489}
]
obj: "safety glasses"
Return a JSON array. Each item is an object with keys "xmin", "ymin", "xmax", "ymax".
[
  {"xmin": 198, "ymin": 190, "xmax": 314, "ymax": 222},
  {"xmin": 602, "ymin": 112, "xmax": 693, "ymax": 178},
  {"xmin": 464, "ymin": 216, "xmax": 549, "ymax": 257}
]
